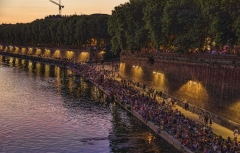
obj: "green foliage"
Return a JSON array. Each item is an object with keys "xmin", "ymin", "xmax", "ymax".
[
  {"xmin": 143, "ymin": 0, "xmax": 168, "ymax": 50},
  {"xmin": 108, "ymin": 0, "xmax": 149, "ymax": 53},
  {"xmin": 162, "ymin": 0, "xmax": 207, "ymax": 53},
  {"xmin": 0, "ymin": 14, "xmax": 110, "ymax": 49}
]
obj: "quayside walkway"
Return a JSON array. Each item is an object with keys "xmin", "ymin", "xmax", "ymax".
[
  {"xmin": 173, "ymin": 105, "xmax": 234, "ymax": 140},
  {"xmin": 101, "ymin": 64, "xmax": 235, "ymax": 137},
  {"xmin": 94, "ymin": 63, "xmax": 240, "ymax": 153}
]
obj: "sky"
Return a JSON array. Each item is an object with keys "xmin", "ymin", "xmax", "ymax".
[{"xmin": 0, "ymin": 0, "xmax": 129, "ymax": 24}]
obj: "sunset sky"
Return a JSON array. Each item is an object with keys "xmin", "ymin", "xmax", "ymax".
[{"xmin": 0, "ymin": 0, "xmax": 129, "ymax": 24}]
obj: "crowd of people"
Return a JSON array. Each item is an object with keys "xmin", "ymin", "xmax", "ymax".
[{"xmin": 68, "ymin": 61, "xmax": 240, "ymax": 153}]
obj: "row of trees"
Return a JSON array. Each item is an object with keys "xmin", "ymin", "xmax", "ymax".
[
  {"xmin": 0, "ymin": 0, "xmax": 240, "ymax": 54},
  {"xmin": 0, "ymin": 14, "xmax": 110, "ymax": 48},
  {"xmin": 108, "ymin": 0, "xmax": 240, "ymax": 53}
]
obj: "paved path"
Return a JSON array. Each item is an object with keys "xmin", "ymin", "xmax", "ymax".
[
  {"xmin": 97, "ymin": 63, "xmax": 237, "ymax": 141},
  {"xmin": 173, "ymin": 105, "xmax": 234, "ymax": 140}
]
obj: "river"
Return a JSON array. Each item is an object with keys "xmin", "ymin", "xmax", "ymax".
[{"xmin": 0, "ymin": 55, "xmax": 179, "ymax": 153}]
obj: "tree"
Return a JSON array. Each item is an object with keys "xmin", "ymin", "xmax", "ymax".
[
  {"xmin": 162, "ymin": 0, "xmax": 207, "ymax": 53},
  {"xmin": 108, "ymin": 0, "xmax": 149, "ymax": 53},
  {"xmin": 143, "ymin": 0, "xmax": 168, "ymax": 50}
]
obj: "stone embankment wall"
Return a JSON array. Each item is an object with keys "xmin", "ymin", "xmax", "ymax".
[{"xmin": 120, "ymin": 52, "xmax": 240, "ymax": 130}]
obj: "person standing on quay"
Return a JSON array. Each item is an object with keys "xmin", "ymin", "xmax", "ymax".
[
  {"xmin": 233, "ymin": 127, "xmax": 238, "ymax": 140},
  {"xmin": 209, "ymin": 118, "xmax": 212, "ymax": 127}
]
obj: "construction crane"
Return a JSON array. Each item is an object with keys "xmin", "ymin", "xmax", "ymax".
[{"xmin": 49, "ymin": 0, "xmax": 64, "ymax": 16}]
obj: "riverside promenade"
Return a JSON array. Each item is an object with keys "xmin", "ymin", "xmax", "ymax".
[
  {"xmin": 101, "ymin": 63, "xmax": 234, "ymax": 137},
  {"xmin": 93, "ymin": 63, "xmax": 238, "ymax": 153}
]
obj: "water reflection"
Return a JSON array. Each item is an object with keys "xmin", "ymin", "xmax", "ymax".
[{"xmin": 0, "ymin": 55, "xmax": 179, "ymax": 153}]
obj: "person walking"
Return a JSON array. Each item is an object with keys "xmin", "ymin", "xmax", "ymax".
[
  {"xmin": 204, "ymin": 114, "xmax": 209, "ymax": 126},
  {"xmin": 199, "ymin": 113, "xmax": 202, "ymax": 121},
  {"xmin": 234, "ymin": 127, "xmax": 238, "ymax": 141},
  {"xmin": 209, "ymin": 118, "xmax": 212, "ymax": 127}
]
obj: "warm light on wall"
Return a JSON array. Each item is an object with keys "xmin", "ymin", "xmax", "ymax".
[
  {"xmin": 21, "ymin": 48, "xmax": 27, "ymax": 54},
  {"xmin": 9, "ymin": 46, "xmax": 14, "ymax": 52},
  {"xmin": 79, "ymin": 51, "xmax": 89, "ymax": 62},
  {"xmin": 99, "ymin": 51, "xmax": 105, "ymax": 54},
  {"xmin": 133, "ymin": 65, "xmax": 141, "ymax": 68},
  {"xmin": 153, "ymin": 71, "xmax": 162, "ymax": 74},
  {"xmin": 66, "ymin": 50, "xmax": 74, "ymax": 59},
  {"xmin": 4, "ymin": 47, "xmax": 7, "ymax": 52},
  {"xmin": 131, "ymin": 65, "xmax": 143, "ymax": 82},
  {"xmin": 189, "ymin": 80, "xmax": 198, "ymax": 85},
  {"xmin": 152, "ymin": 71, "xmax": 165, "ymax": 90},
  {"xmin": 53, "ymin": 50, "xmax": 61, "ymax": 58},
  {"xmin": 14, "ymin": 47, "xmax": 19, "ymax": 54},
  {"xmin": 176, "ymin": 80, "xmax": 209, "ymax": 108},
  {"xmin": 36, "ymin": 49, "xmax": 42, "ymax": 56},
  {"xmin": 27, "ymin": 47, "xmax": 33, "ymax": 55},
  {"xmin": 44, "ymin": 49, "xmax": 51, "ymax": 57}
]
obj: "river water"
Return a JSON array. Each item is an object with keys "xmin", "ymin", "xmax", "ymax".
[{"xmin": 0, "ymin": 55, "xmax": 179, "ymax": 153}]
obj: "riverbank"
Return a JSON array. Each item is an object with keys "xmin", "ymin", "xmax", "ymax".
[
  {"xmin": 0, "ymin": 52, "xmax": 239, "ymax": 153},
  {"xmin": 84, "ymin": 63, "xmax": 239, "ymax": 153},
  {"xmin": 91, "ymin": 72, "xmax": 193, "ymax": 153}
]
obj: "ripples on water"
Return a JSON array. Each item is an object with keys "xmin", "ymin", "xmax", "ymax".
[{"xmin": 0, "ymin": 56, "xmax": 179, "ymax": 153}]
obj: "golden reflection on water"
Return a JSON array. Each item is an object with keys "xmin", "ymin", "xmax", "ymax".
[
  {"xmin": 44, "ymin": 64, "xmax": 50, "ymax": 78},
  {"xmin": 28, "ymin": 61, "xmax": 33, "ymax": 72},
  {"xmin": 54, "ymin": 66, "xmax": 61, "ymax": 92},
  {"xmin": 36, "ymin": 63, "xmax": 41, "ymax": 77},
  {"xmin": 21, "ymin": 59, "xmax": 26, "ymax": 66},
  {"xmin": 146, "ymin": 133, "xmax": 153, "ymax": 144},
  {"xmin": 15, "ymin": 58, "xmax": 19, "ymax": 65},
  {"xmin": 68, "ymin": 77, "xmax": 73, "ymax": 94}
]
